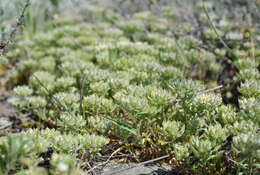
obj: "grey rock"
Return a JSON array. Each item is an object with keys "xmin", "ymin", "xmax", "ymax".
[{"xmin": 100, "ymin": 163, "xmax": 175, "ymax": 175}]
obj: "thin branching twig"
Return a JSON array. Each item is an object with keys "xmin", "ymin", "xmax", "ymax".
[{"xmin": 0, "ymin": 0, "xmax": 31, "ymax": 56}]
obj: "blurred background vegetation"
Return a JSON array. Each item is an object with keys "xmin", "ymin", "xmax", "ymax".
[{"xmin": 1, "ymin": 0, "xmax": 259, "ymax": 40}]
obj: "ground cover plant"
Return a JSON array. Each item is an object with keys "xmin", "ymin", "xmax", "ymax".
[{"xmin": 0, "ymin": 0, "xmax": 259, "ymax": 174}]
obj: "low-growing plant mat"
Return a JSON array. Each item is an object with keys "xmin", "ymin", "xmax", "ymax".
[{"xmin": 0, "ymin": 1, "xmax": 259, "ymax": 175}]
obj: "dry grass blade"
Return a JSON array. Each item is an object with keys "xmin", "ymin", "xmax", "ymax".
[
  {"xmin": 202, "ymin": 1, "xmax": 230, "ymax": 51},
  {"xmin": 79, "ymin": 73, "xmax": 87, "ymax": 117},
  {"xmin": 31, "ymin": 74, "xmax": 75, "ymax": 118}
]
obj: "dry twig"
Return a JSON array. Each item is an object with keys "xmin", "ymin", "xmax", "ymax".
[{"xmin": 0, "ymin": 0, "xmax": 31, "ymax": 56}]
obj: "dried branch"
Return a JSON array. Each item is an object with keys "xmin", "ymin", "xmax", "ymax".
[{"xmin": 0, "ymin": 0, "xmax": 31, "ymax": 56}]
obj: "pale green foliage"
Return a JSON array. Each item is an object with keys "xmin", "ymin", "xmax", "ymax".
[
  {"xmin": 190, "ymin": 137, "xmax": 215, "ymax": 158},
  {"xmin": 10, "ymin": 87, "xmax": 47, "ymax": 109},
  {"xmin": 83, "ymin": 94, "xmax": 117, "ymax": 115},
  {"xmin": 0, "ymin": 136, "xmax": 28, "ymax": 175},
  {"xmin": 88, "ymin": 116, "xmax": 110, "ymax": 134},
  {"xmin": 50, "ymin": 154, "xmax": 86, "ymax": 175},
  {"xmin": 234, "ymin": 58, "xmax": 257, "ymax": 70},
  {"xmin": 22, "ymin": 128, "xmax": 109, "ymax": 154},
  {"xmin": 232, "ymin": 120, "xmax": 258, "ymax": 135},
  {"xmin": 239, "ymin": 80, "xmax": 260, "ymax": 98},
  {"xmin": 239, "ymin": 97, "xmax": 260, "ymax": 124},
  {"xmin": 13, "ymin": 86, "xmax": 33, "ymax": 97},
  {"xmin": 54, "ymin": 92, "xmax": 80, "ymax": 112},
  {"xmin": 237, "ymin": 68, "xmax": 260, "ymax": 80},
  {"xmin": 233, "ymin": 133, "xmax": 260, "ymax": 171},
  {"xmin": 29, "ymin": 71, "xmax": 56, "ymax": 95},
  {"xmin": 55, "ymin": 77, "xmax": 75, "ymax": 90},
  {"xmin": 162, "ymin": 120, "xmax": 185, "ymax": 140},
  {"xmin": 57, "ymin": 113, "xmax": 86, "ymax": 133},
  {"xmin": 14, "ymin": 167, "xmax": 48, "ymax": 175},
  {"xmin": 203, "ymin": 28, "xmax": 223, "ymax": 40},
  {"xmin": 3, "ymin": 0, "xmax": 260, "ymax": 174},
  {"xmin": 173, "ymin": 144, "xmax": 190, "ymax": 160},
  {"xmin": 217, "ymin": 105, "xmax": 237, "ymax": 125},
  {"xmin": 194, "ymin": 93, "xmax": 222, "ymax": 107},
  {"xmin": 204, "ymin": 124, "xmax": 227, "ymax": 144},
  {"xmin": 0, "ymin": 56, "xmax": 9, "ymax": 65}
]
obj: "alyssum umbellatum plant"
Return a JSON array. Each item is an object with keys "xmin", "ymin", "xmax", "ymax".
[{"xmin": 1, "ymin": 1, "xmax": 260, "ymax": 175}]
